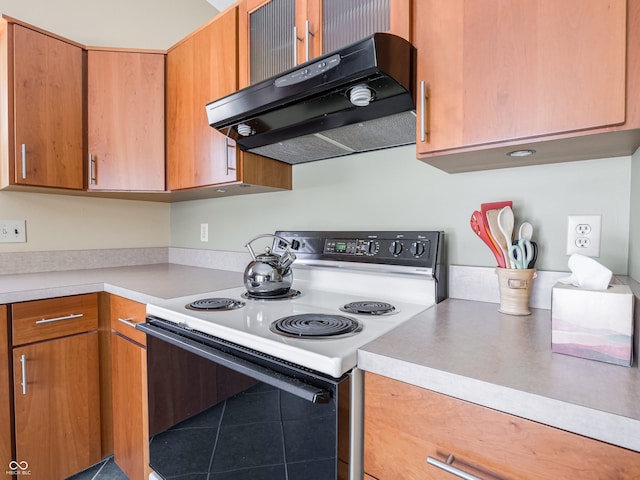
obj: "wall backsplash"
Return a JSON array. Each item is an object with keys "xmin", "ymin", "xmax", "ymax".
[{"xmin": 171, "ymin": 145, "xmax": 633, "ymax": 274}]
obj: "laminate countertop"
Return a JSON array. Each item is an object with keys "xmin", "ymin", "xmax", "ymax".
[
  {"xmin": 358, "ymin": 298, "xmax": 640, "ymax": 453},
  {"xmin": 0, "ymin": 264, "xmax": 244, "ymax": 304}
]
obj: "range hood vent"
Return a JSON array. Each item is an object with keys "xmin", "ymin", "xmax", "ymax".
[{"xmin": 206, "ymin": 33, "xmax": 416, "ymax": 164}]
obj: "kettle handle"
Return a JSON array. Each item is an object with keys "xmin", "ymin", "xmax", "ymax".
[{"xmin": 245, "ymin": 234, "xmax": 293, "ymax": 261}]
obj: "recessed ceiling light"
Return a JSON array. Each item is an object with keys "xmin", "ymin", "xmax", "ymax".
[{"xmin": 507, "ymin": 149, "xmax": 536, "ymax": 157}]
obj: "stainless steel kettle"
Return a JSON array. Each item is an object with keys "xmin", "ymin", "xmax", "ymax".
[{"xmin": 244, "ymin": 234, "xmax": 296, "ymax": 297}]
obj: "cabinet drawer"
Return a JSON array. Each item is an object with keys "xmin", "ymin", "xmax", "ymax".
[
  {"xmin": 110, "ymin": 295, "xmax": 147, "ymax": 346},
  {"xmin": 12, "ymin": 294, "xmax": 98, "ymax": 346},
  {"xmin": 364, "ymin": 372, "xmax": 640, "ymax": 480}
]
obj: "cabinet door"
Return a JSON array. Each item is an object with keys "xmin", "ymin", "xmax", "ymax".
[
  {"xmin": 12, "ymin": 24, "xmax": 84, "ymax": 189},
  {"xmin": 13, "ymin": 332, "xmax": 101, "ymax": 479},
  {"xmin": 87, "ymin": 50, "xmax": 165, "ymax": 192},
  {"xmin": 111, "ymin": 332, "xmax": 149, "ymax": 480},
  {"xmin": 364, "ymin": 373, "xmax": 640, "ymax": 480},
  {"xmin": 166, "ymin": 7, "xmax": 239, "ymax": 190},
  {"xmin": 0, "ymin": 306, "xmax": 11, "ymax": 473},
  {"xmin": 415, "ymin": 0, "xmax": 627, "ymax": 155}
]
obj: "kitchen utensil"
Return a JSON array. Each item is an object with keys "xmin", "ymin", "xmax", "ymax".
[
  {"xmin": 518, "ymin": 222, "xmax": 533, "ymax": 241},
  {"xmin": 508, "ymin": 239, "xmax": 533, "ymax": 269},
  {"xmin": 527, "ymin": 241, "xmax": 538, "ymax": 268},
  {"xmin": 470, "ymin": 211, "xmax": 506, "ymax": 267},
  {"xmin": 244, "ymin": 234, "xmax": 296, "ymax": 296},
  {"xmin": 485, "ymin": 209, "xmax": 511, "ymax": 270},
  {"xmin": 497, "ymin": 205, "xmax": 515, "ymax": 246}
]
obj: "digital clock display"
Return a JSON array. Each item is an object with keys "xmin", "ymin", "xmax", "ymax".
[{"xmin": 334, "ymin": 242, "xmax": 347, "ymax": 252}]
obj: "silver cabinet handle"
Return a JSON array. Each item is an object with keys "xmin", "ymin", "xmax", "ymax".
[
  {"xmin": 304, "ymin": 20, "xmax": 314, "ymax": 62},
  {"xmin": 21, "ymin": 144, "xmax": 27, "ymax": 179},
  {"xmin": 35, "ymin": 313, "xmax": 84, "ymax": 325},
  {"xmin": 89, "ymin": 154, "xmax": 97, "ymax": 185},
  {"xmin": 427, "ymin": 455, "xmax": 482, "ymax": 480},
  {"xmin": 118, "ymin": 317, "xmax": 138, "ymax": 328},
  {"xmin": 293, "ymin": 26, "xmax": 299, "ymax": 66},
  {"xmin": 20, "ymin": 354, "xmax": 27, "ymax": 395},
  {"xmin": 420, "ymin": 81, "xmax": 428, "ymax": 143},
  {"xmin": 225, "ymin": 137, "xmax": 236, "ymax": 176}
]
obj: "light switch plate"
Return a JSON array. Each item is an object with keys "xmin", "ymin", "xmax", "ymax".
[{"xmin": 0, "ymin": 220, "xmax": 26, "ymax": 243}]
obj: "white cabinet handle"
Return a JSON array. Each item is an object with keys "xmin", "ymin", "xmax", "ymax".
[
  {"xmin": 427, "ymin": 455, "xmax": 482, "ymax": 480},
  {"xmin": 293, "ymin": 26, "xmax": 299, "ymax": 66},
  {"xmin": 35, "ymin": 313, "xmax": 84, "ymax": 325},
  {"xmin": 20, "ymin": 354, "xmax": 27, "ymax": 395},
  {"xmin": 304, "ymin": 20, "xmax": 314, "ymax": 62},
  {"xmin": 117, "ymin": 317, "xmax": 138, "ymax": 328},
  {"xmin": 21, "ymin": 144, "xmax": 27, "ymax": 179}
]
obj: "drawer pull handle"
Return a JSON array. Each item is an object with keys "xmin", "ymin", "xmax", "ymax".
[
  {"xmin": 35, "ymin": 313, "xmax": 84, "ymax": 325},
  {"xmin": 427, "ymin": 455, "xmax": 482, "ymax": 480},
  {"xmin": 118, "ymin": 317, "xmax": 138, "ymax": 328},
  {"xmin": 20, "ymin": 354, "xmax": 27, "ymax": 395}
]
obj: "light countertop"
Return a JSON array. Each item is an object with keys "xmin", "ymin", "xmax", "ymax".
[{"xmin": 358, "ymin": 298, "xmax": 640, "ymax": 453}]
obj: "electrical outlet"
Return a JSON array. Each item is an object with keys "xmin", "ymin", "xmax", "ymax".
[
  {"xmin": 200, "ymin": 223, "xmax": 209, "ymax": 242},
  {"xmin": 0, "ymin": 220, "xmax": 27, "ymax": 243},
  {"xmin": 566, "ymin": 215, "xmax": 601, "ymax": 257}
]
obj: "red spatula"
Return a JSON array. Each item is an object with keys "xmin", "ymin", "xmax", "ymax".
[{"xmin": 470, "ymin": 210, "xmax": 506, "ymax": 267}]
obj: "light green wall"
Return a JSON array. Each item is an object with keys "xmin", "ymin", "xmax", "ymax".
[
  {"xmin": 629, "ymin": 148, "xmax": 640, "ymax": 280},
  {"xmin": 171, "ymin": 145, "xmax": 632, "ymax": 274}
]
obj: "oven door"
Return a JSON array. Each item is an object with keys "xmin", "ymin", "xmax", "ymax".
[{"xmin": 137, "ymin": 316, "xmax": 353, "ymax": 480}]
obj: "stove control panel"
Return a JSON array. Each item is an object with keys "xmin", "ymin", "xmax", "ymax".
[{"xmin": 274, "ymin": 230, "xmax": 444, "ymax": 270}]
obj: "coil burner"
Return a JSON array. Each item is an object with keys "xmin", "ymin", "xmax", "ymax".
[
  {"xmin": 270, "ymin": 313, "xmax": 362, "ymax": 339},
  {"xmin": 185, "ymin": 298, "xmax": 246, "ymax": 311},
  {"xmin": 242, "ymin": 289, "xmax": 302, "ymax": 301},
  {"xmin": 340, "ymin": 301, "xmax": 397, "ymax": 316}
]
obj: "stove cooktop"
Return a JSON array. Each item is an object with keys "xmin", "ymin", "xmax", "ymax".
[{"xmin": 146, "ymin": 281, "xmax": 433, "ymax": 378}]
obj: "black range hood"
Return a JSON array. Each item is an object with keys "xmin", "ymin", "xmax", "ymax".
[{"xmin": 205, "ymin": 33, "xmax": 416, "ymax": 164}]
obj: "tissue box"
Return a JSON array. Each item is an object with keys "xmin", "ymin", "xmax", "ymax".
[{"xmin": 551, "ymin": 282, "xmax": 634, "ymax": 366}]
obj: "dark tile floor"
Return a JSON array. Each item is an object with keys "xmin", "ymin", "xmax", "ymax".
[{"xmin": 67, "ymin": 383, "xmax": 337, "ymax": 480}]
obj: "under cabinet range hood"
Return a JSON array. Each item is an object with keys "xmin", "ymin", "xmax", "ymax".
[{"xmin": 205, "ymin": 33, "xmax": 416, "ymax": 164}]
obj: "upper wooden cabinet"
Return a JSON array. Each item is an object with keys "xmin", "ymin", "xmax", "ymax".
[
  {"xmin": 167, "ymin": 6, "xmax": 291, "ymax": 195},
  {"xmin": 238, "ymin": 0, "xmax": 411, "ymax": 87},
  {"xmin": 415, "ymin": 0, "xmax": 640, "ymax": 173},
  {"xmin": 0, "ymin": 18, "xmax": 84, "ymax": 189},
  {"xmin": 87, "ymin": 49, "xmax": 165, "ymax": 192}
]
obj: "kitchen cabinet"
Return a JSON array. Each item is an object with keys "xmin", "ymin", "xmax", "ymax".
[
  {"xmin": 87, "ymin": 49, "xmax": 165, "ymax": 192},
  {"xmin": 238, "ymin": 0, "xmax": 411, "ymax": 86},
  {"xmin": 0, "ymin": 306, "xmax": 11, "ymax": 473},
  {"xmin": 415, "ymin": 0, "xmax": 640, "ymax": 173},
  {"xmin": 0, "ymin": 17, "xmax": 84, "ymax": 190},
  {"xmin": 364, "ymin": 372, "xmax": 640, "ymax": 479},
  {"xmin": 11, "ymin": 294, "xmax": 101, "ymax": 479},
  {"xmin": 109, "ymin": 295, "xmax": 150, "ymax": 480},
  {"xmin": 166, "ymin": 6, "xmax": 291, "ymax": 195}
]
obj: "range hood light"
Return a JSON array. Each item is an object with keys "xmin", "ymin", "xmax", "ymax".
[
  {"xmin": 507, "ymin": 149, "xmax": 536, "ymax": 157},
  {"xmin": 349, "ymin": 84, "xmax": 373, "ymax": 107},
  {"xmin": 237, "ymin": 124, "xmax": 255, "ymax": 137}
]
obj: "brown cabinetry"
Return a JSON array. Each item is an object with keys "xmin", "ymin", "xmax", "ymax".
[
  {"xmin": 239, "ymin": 0, "xmax": 411, "ymax": 86},
  {"xmin": 0, "ymin": 306, "xmax": 11, "ymax": 473},
  {"xmin": 109, "ymin": 295, "xmax": 150, "ymax": 480},
  {"xmin": 364, "ymin": 372, "xmax": 640, "ymax": 479},
  {"xmin": 11, "ymin": 294, "xmax": 101, "ymax": 479},
  {"xmin": 166, "ymin": 6, "xmax": 291, "ymax": 196},
  {"xmin": 414, "ymin": 0, "xmax": 640, "ymax": 173},
  {"xmin": 0, "ymin": 17, "xmax": 84, "ymax": 189},
  {"xmin": 87, "ymin": 49, "xmax": 165, "ymax": 192}
]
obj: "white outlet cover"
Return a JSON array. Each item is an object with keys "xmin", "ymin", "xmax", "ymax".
[
  {"xmin": 566, "ymin": 215, "xmax": 601, "ymax": 257},
  {"xmin": 0, "ymin": 219, "xmax": 26, "ymax": 243}
]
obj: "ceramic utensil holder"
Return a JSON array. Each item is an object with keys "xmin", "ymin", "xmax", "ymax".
[{"xmin": 495, "ymin": 268, "xmax": 537, "ymax": 315}]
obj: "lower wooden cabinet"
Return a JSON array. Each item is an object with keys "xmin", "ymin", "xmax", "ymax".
[
  {"xmin": 109, "ymin": 295, "xmax": 150, "ymax": 480},
  {"xmin": 0, "ymin": 306, "xmax": 12, "ymax": 473},
  {"xmin": 364, "ymin": 372, "xmax": 640, "ymax": 480},
  {"xmin": 10, "ymin": 294, "xmax": 101, "ymax": 479}
]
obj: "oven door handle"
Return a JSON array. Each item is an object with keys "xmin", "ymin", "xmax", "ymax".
[{"xmin": 136, "ymin": 322, "xmax": 331, "ymax": 404}]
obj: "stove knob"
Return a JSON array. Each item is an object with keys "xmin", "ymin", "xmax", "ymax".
[
  {"xmin": 389, "ymin": 241, "xmax": 403, "ymax": 256},
  {"xmin": 411, "ymin": 241, "xmax": 426, "ymax": 257},
  {"xmin": 366, "ymin": 241, "xmax": 379, "ymax": 255}
]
